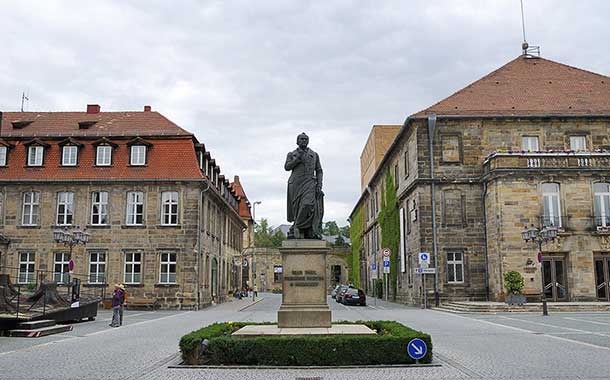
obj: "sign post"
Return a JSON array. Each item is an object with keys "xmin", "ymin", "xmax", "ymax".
[
  {"xmin": 418, "ymin": 253, "xmax": 430, "ymax": 309},
  {"xmin": 381, "ymin": 248, "xmax": 391, "ymax": 301}
]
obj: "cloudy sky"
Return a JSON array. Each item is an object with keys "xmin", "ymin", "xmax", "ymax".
[{"xmin": 1, "ymin": 1, "xmax": 609, "ymax": 227}]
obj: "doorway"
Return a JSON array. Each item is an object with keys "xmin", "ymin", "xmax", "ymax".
[
  {"xmin": 211, "ymin": 258, "xmax": 218, "ymax": 301},
  {"xmin": 541, "ymin": 257, "xmax": 568, "ymax": 301},
  {"xmin": 594, "ymin": 256, "xmax": 610, "ymax": 301}
]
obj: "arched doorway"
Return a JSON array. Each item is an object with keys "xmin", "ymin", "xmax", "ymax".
[{"xmin": 211, "ymin": 257, "xmax": 218, "ymax": 302}]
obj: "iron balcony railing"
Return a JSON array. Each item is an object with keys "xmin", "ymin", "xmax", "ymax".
[{"xmin": 483, "ymin": 151, "xmax": 610, "ymax": 174}]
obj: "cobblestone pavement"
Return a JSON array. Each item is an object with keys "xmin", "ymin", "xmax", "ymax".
[{"xmin": 2, "ymin": 294, "xmax": 610, "ymax": 379}]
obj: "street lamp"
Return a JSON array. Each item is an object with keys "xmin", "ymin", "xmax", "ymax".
[
  {"xmin": 53, "ymin": 226, "xmax": 90, "ymax": 283},
  {"xmin": 521, "ymin": 223, "xmax": 558, "ymax": 316},
  {"xmin": 252, "ymin": 201, "xmax": 262, "ymax": 224}
]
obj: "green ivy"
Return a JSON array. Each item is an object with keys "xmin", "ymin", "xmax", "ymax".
[
  {"xmin": 348, "ymin": 206, "xmax": 363, "ymax": 288},
  {"xmin": 378, "ymin": 169, "xmax": 400, "ymax": 300}
]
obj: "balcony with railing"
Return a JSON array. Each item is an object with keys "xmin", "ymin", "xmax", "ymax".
[{"xmin": 483, "ymin": 151, "xmax": 610, "ymax": 175}]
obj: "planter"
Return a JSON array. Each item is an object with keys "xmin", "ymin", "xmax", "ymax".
[{"xmin": 506, "ymin": 294, "xmax": 526, "ymax": 306}]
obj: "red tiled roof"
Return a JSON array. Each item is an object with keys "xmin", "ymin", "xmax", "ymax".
[
  {"xmin": 230, "ymin": 176, "xmax": 252, "ymax": 220},
  {"xmin": 1, "ymin": 111, "xmax": 192, "ymax": 137},
  {"xmin": 0, "ymin": 137, "xmax": 203, "ymax": 181},
  {"xmin": 415, "ymin": 56, "xmax": 610, "ymax": 117}
]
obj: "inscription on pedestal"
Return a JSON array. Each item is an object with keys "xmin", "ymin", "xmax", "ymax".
[{"xmin": 285, "ymin": 270, "xmax": 324, "ymax": 287}]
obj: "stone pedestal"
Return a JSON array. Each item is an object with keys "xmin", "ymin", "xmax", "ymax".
[{"xmin": 277, "ymin": 239, "xmax": 332, "ymax": 328}]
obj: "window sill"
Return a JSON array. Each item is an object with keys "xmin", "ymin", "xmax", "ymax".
[
  {"xmin": 154, "ymin": 283, "xmax": 179, "ymax": 288},
  {"xmin": 124, "ymin": 283, "xmax": 144, "ymax": 288},
  {"xmin": 128, "ymin": 164, "xmax": 148, "ymax": 167},
  {"xmin": 87, "ymin": 224, "xmax": 111, "ymax": 229},
  {"xmin": 94, "ymin": 164, "xmax": 113, "ymax": 167},
  {"xmin": 17, "ymin": 225, "xmax": 41, "ymax": 229},
  {"xmin": 121, "ymin": 225, "xmax": 147, "ymax": 229},
  {"xmin": 156, "ymin": 224, "xmax": 182, "ymax": 229}
]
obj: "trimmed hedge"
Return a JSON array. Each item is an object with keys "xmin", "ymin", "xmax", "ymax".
[{"xmin": 180, "ymin": 320, "xmax": 432, "ymax": 366}]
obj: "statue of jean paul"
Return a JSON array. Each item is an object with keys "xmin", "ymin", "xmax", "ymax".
[{"xmin": 285, "ymin": 133, "xmax": 324, "ymax": 239}]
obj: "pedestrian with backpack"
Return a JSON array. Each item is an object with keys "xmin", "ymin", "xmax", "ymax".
[{"xmin": 109, "ymin": 284, "xmax": 123, "ymax": 328}]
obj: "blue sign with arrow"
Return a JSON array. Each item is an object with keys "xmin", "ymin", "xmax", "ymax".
[{"xmin": 407, "ymin": 338, "xmax": 427, "ymax": 360}]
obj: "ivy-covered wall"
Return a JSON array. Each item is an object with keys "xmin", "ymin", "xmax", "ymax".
[
  {"xmin": 348, "ymin": 205, "xmax": 363, "ymax": 288},
  {"xmin": 378, "ymin": 169, "xmax": 400, "ymax": 300}
]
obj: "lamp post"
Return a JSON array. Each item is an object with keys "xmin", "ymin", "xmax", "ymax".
[
  {"xmin": 53, "ymin": 226, "xmax": 90, "ymax": 283},
  {"xmin": 521, "ymin": 224, "xmax": 558, "ymax": 316},
  {"xmin": 252, "ymin": 201, "xmax": 262, "ymax": 224}
]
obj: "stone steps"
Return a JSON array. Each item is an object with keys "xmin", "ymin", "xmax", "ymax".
[
  {"xmin": 5, "ymin": 320, "xmax": 73, "ymax": 338},
  {"xmin": 437, "ymin": 301, "xmax": 610, "ymax": 313}
]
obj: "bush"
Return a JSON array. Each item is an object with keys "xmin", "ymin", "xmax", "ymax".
[
  {"xmin": 180, "ymin": 320, "xmax": 432, "ymax": 366},
  {"xmin": 504, "ymin": 271, "xmax": 524, "ymax": 295}
]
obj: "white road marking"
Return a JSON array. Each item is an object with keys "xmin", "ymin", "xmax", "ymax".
[
  {"xmin": 429, "ymin": 310, "xmax": 610, "ymax": 352},
  {"xmin": 498, "ymin": 315, "xmax": 610, "ymax": 338},
  {"xmin": 86, "ymin": 311, "xmax": 193, "ymax": 336},
  {"xmin": 564, "ymin": 316, "xmax": 610, "ymax": 327}
]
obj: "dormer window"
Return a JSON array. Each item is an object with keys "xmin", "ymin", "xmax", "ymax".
[
  {"xmin": 130, "ymin": 145, "xmax": 147, "ymax": 165},
  {"xmin": 62, "ymin": 146, "xmax": 78, "ymax": 166},
  {"xmin": 96, "ymin": 146, "xmax": 112, "ymax": 166},
  {"xmin": 28, "ymin": 146, "xmax": 44, "ymax": 166},
  {"xmin": 0, "ymin": 146, "xmax": 6, "ymax": 166}
]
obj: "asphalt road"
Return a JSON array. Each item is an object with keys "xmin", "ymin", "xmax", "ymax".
[{"xmin": 2, "ymin": 293, "xmax": 610, "ymax": 379}]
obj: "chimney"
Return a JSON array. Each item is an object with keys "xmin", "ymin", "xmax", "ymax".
[
  {"xmin": 144, "ymin": 105, "xmax": 151, "ymax": 112},
  {"xmin": 87, "ymin": 104, "xmax": 100, "ymax": 114}
]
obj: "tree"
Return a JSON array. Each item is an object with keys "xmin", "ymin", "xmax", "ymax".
[
  {"xmin": 333, "ymin": 235, "xmax": 346, "ymax": 247},
  {"xmin": 254, "ymin": 218, "xmax": 285, "ymax": 248},
  {"xmin": 339, "ymin": 225, "xmax": 350, "ymax": 238},
  {"xmin": 323, "ymin": 221, "xmax": 340, "ymax": 236}
]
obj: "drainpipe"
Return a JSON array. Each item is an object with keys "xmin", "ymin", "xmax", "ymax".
[
  {"xmin": 428, "ymin": 114, "xmax": 440, "ymax": 307},
  {"xmin": 482, "ymin": 182, "xmax": 490, "ymax": 301},
  {"xmin": 196, "ymin": 179, "xmax": 211, "ymax": 310}
]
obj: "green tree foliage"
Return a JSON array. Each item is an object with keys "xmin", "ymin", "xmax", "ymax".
[
  {"xmin": 378, "ymin": 169, "xmax": 400, "ymax": 300},
  {"xmin": 323, "ymin": 221, "xmax": 340, "ymax": 236},
  {"xmin": 333, "ymin": 235, "xmax": 346, "ymax": 247},
  {"xmin": 348, "ymin": 206, "xmax": 363, "ymax": 287},
  {"xmin": 504, "ymin": 271, "xmax": 525, "ymax": 295},
  {"xmin": 254, "ymin": 218, "xmax": 285, "ymax": 248},
  {"xmin": 339, "ymin": 225, "xmax": 350, "ymax": 238}
]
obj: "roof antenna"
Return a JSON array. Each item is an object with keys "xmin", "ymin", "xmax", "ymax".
[
  {"xmin": 20, "ymin": 90, "xmax": 29, "ymax": 112},
  {"xmin": 520, "ymin": 0, "xmax": 540, "ymax": 57}
]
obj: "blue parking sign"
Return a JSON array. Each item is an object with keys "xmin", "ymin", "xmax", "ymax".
[{"xmin": 383, "ymin": 260, "xmax": 390, "ymax": 268}]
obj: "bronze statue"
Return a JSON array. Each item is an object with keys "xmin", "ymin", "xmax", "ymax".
[{"xmin": 285, "ymin": 133, "xmax": 324, "ymax": 239}]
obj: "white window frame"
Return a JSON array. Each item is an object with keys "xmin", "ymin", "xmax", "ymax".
[
  {"xmin": 570, "ymin": 135, "xmax": 587, "ymax": 151},
  {"xmin": 54, "ymin": 252, "xmax": 70, "ymax": 284},
  {"xmin": 126, "ymin": 191, "xmax": 144, "ymax": 225},
  {"xmin": 61, "ymin": 145, "xmax": 78, "ymax": 166},
  {"xmin": 96, "ymin": 145, "xmax": 112, "ymax": 166},
  {"xmin": 91, "ymin": 191, "xmax": 109, "ymax": 225},
  {"xmin": 56, "ymin": 192, "xmax": 74, "ymax": 226},
  {"xmin": 130, "ymin": 145, "xmax": 146, "ymax": 166},
  {"xmin": 522, "ymin": 136, "xmax": 539, "ymax": 152},
  {"xmin": 161, "ymin": 191, "xmax": 179, "ymax": 225},
  {"xmin": 159, "ymin": 252, "xmax": 177, "ymax": 284},
  {"xmin": 124, "ymin": 252, "xmax": 142, "ymax": 284},
  {"xmin": 89, "ymin": 251, "xmax": 106, "ymax": 284},
  {"xmin": 594, "ymin": 183, "xmax": 610, "ymax": 228},
  {"xmin": 27, "ymin": 146, "xmax": 44, "ymax": 166},
  {"xmin": 18, "ymin": 252, "xmax": 35, "ymax": 284},
  {"xmin": 22, "ymin": 191, "xmax": 40, "ymax": 226},
  {"xmin": 447, "ymin": 251, "xmax": 464, "ymax": 284},
  {"xmin": 0, "ymin": 146, "xmax": 7, "ymax": 166},
  {"xmin": 542, "ymin": 183, "xmax": 562, "ymax": 228}
]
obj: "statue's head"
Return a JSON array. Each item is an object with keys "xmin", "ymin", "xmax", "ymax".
[{"xmin": 297, "ymin": 133, "xmax": 309, "ymax": 149}]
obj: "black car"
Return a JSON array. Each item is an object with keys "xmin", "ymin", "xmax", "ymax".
[{"xmin": 342, "ymin": 288, "xmax": 366, "ymax": 306}]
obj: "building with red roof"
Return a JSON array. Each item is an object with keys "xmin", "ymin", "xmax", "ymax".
[
  {"xmin": 0, "ymin": 104, "xmax": 249, "ymax": 308},
  {"xmin": 351, "ymin": 54, "xmax": 610, "ymax": 305}
]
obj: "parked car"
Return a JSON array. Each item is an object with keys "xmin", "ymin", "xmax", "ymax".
[
  {"xmin": 342, "ymin": 288, "xmax": 366, "ymax": 306},
  {"xmin": 331, "ymin": 285, "xmax": 341, "ymax": 299},
  {"xmin": 335, "ymin": 285, "xmax": 350, "ymax": 303}
]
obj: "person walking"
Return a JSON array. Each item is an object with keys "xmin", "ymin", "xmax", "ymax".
[{"xmin": 109, "ymin": 284, "xmax": 123, "ymax": 328}]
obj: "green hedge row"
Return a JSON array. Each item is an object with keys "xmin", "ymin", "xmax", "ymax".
[{"xmin": 180, "ymin": 320, "xmax": 432, "ymax": 366}]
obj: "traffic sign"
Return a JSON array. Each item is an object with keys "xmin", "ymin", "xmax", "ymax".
[
  {"xmin": 383, "ymin": 265, "xmax": 390, "ymax": 274},
  {"xmin": 68, "ymin": 259, "xmax": 74, "ymax": 274},
  {"xmin": 383, "ymin": 260, "xmax": 390, "ymax": 268},
  {"xmin": 415, "ymin": 267, "xmax": 436, "ymax": 274},
  {"xmin": 407, "ymin": 338, "xmax": 427, "ymax": 360},
  {"xmin": 371, "ymin": 263, "xmax": 377, "ymax": 270},
  {"xmin": 383, "ymin": 256, "xmax": 390, "ymax": 262},
  {"xmin": 419, "ymin": 252, "xmax": 430, "ymax": 265},
  {"xmin": 381, "ymin": 248, "xmax": 391, "ymax": 258}
]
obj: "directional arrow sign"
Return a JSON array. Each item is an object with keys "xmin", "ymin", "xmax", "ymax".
[{"xmin": 407, "ymin": 338, "xmax": 427, "ymax": 360}]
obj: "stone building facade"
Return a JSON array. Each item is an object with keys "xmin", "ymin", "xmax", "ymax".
[
  {"xmin": 351, "ymin": 55, "xmax": 610, "ymax": 304},
  {"xmin": 359, "ymin": 125, "xmax": 400, "ymax": 192},
  {"xmin": 0, "ymin": 105, "xmax": 248, "ymax": 309}
]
